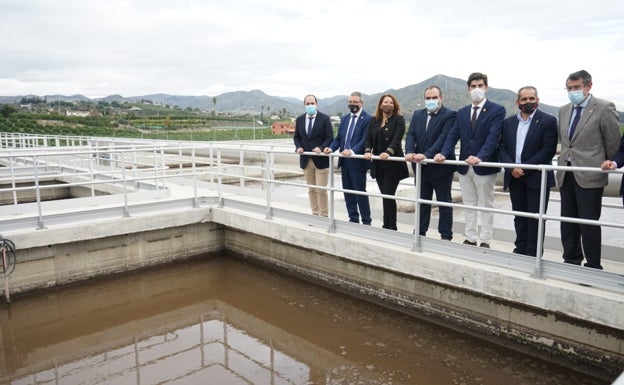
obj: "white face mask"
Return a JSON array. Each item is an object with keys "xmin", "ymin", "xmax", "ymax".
[{"xmin": 470, "ymin": 88, "xmax": 486, "ymax": 103}]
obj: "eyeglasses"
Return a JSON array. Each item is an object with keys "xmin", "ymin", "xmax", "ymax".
[{"xmin": 566, "ymin": 84, "xmax": 585, "ymax": 91}]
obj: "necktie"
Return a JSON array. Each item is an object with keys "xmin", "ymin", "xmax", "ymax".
[
  {"xmin": 345, "ymin": 114, "xmax": 357, "ymax": 149},
  {"xmin": 471, "ymin": 106, "xmax": 479, "ymax": 130},
  {"xmin": 426, "ymin": 113, "xmax": 433, "ymax": 131},
  {"xmin": 568, "ymin": 106, "xmax": 582, "ymax": 140},
  {"xmin": 307, "ymin": 116, "xmax": 314, "ymax": 136}
]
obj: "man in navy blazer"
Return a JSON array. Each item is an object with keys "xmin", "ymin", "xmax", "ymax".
[
  {"xmin": 434, "ymin": 72, "xmax": 505, "ymax": 248},
  {"xmin": 324, "ymin": 92, "xmax": 373, "ymax": 224},
  {"xmin": 293, "ymin": 94, "xmax": 334, "ymax": 216},
  {"xmin": 498, "ymin": 86, "xmax": 557, "ymax": 257},
  {"xmin": 405, "ymin": 86, "xmax": 457, "ymax": 240},
  {"xmin": 601, "ymin": 132, "xmax": 624, "ymax": 207}
]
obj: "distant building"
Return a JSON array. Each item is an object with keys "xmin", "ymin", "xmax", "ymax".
[
  {"xmin": 66, "ymin": 110, "xmax": 91, "ymax": 117},
  {"xmin": 66, "ymin": 110, "xmax": 103, "ymax": 117},
  {"xmin": 271, "ymin": 122, "xmax": 295, "ymax": 134}
]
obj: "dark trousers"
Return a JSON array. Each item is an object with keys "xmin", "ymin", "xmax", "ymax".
[
  {"xmin": 509, "ymin": 178, "xmax": 550, "ymax": 256},
  {"xmin": 560, "ymin": 171, "xmax": 604, "ymax": 269},
  {"xmin": 418, "ymin": 172, "xmax": 453, "ymax": 239},
  {"xmin": 374, "ymin": 168, "xmax": 401, "ymax": 230},
  {"xmin": 341, "ymin": 161, "xmax": 371, "ymax": 224}
]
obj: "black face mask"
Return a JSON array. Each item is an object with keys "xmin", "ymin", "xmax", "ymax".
[
  {"xmin": 348, "ymin": 104, "xmax": 360, "ymax": 114},
  {"xmin": 518, "ymin": 102, "xmax": 538, "ymax": 114}
]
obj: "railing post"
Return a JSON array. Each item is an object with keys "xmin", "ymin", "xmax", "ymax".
[
  {"xmin": 217, "ymin": 149, "xmax": 224, "ymax": 208},
  {"xmin": 121, "ymin": 150, "xmax": 130, "ymax": 218},
  {"xmin": 328, "ymin": 154, "xmax": 336, "ymax": 233},
  {"xmin": 265, "ymin": 151, "xmax": 273, "ymax": 219},
  {"xmin": 239, "ymin": 146, "xmax": 245, "ymax": 188},
  {"xmin": 533, "ymin": 167, "xmax": 549, "ymax": 279},
  {"xmin": 192, "ymin": 146, "xmax": 199, "ymax": 208},
  {"xmin": 412, "ymin": 162, "xmax": 422, "ymax": 252},
  {"xmin": 33, "ymin": 155, "xmax": 45, "ymax": 230}
]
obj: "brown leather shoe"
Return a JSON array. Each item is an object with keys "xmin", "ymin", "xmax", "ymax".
[{"xmin": 462, "ymin": 240, "xmax": 477, "ymax": 246}]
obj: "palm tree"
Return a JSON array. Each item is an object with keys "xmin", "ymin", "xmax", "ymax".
[{"xmin": 212, "ymin": 97, "xmax": 217, "ymax": 116}]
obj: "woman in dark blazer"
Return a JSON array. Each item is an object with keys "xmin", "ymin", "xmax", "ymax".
[{"xmin": 364, "ymin": 94, "xmax": 409, "ymax": 230}]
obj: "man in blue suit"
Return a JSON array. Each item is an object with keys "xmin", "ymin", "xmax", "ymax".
[
  {"xmin": 498, "ymin": 86, "xmax": 558, "ymax": 256},
  {"xmin": 324, "ymin": 92, "xmax": 372, "ymax": 224},
  {"xmin": 294, "ymin": 94, "xmax": 334, "ymax": 216},
  {"xmin": 405, "ymin": 86, "xmax": 457, "ymax": 240},
  {"xmin": 601, "ymin": 132, "xmax": 624, "ymax": 207},
  {"xmin": 434, "ymin": 72, "xmax": 505, "ymax": 248}
]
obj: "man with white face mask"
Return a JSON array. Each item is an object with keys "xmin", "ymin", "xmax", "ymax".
[
  {"xmin": 556, "ymin": 70, "xmax": 620, "ymax": 270},
  {"xmin": 405, "ymin": 86, "xmax": 457, "ymax": 240},
  {"xmin": 434, "ymin": 72, "xmax": 506, "ymax": 248}
]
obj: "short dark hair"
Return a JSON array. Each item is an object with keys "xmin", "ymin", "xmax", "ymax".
[
  {"xmin": 467, "ymin": 72, "xmax": 488, "ymax": 87},
  {"xmin": 424, "ymin": 85, "xmax": 442, "ymax": 97},
  {"xmin": 516, "ymin": 86, "xmax": 538, "ymax": 99},
  {"xmin": 567, "ymin": 70, "xmax": 592, "ymax": 86}
]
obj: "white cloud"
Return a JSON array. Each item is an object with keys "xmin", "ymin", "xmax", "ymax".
[{"xmin": 1, "ymin": 0, "xmax": 623, "ymax": 109}]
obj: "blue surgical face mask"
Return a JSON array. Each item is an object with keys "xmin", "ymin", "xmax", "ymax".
[
  {"xmin": 305, "ymin": 105, "xmax": 317, "ymax": 116},
  {"xmin": 425, "ymin": 99, "xmax": 439, "ymax": 112},
  {"xmin": 568, "ymin": 90, "xmax": 586, "ymax": 105}
]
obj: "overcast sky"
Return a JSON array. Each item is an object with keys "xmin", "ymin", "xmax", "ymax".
[{"xmin": 1, "ymin": 0, "xmax": 623, "ymax": 110}]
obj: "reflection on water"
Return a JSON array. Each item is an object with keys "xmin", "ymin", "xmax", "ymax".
[{"xmin": 0, "ymin": 255, "xmax": 610, "ymax": 385}]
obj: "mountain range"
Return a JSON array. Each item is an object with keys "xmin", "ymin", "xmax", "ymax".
[{"xmin": 0, "ymin": 74, "xmax": 562, "ymax": 119}]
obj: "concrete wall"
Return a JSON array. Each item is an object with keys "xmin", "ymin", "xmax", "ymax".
[
  {"xmin": 4, "ymin": 207, "xmax": 221, "ymax": 292},
  {"xmin": 2, "ymin": 205, "xmax": 623, "ymax": 376}
]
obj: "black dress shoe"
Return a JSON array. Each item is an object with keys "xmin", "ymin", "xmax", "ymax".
[
  {"xmin": 462, "ymin": 240, "xmax": 477, "ymax": 246},
  {"xmin": 441, "ymin": 237, "xmax": 452, "ymax": 241},
  {"xmin": 479, "ymin": 242, "xmax": 490, "ymax": 248}
]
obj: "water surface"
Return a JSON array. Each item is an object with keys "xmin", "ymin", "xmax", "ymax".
[{"xmin": 0, "ymin": 255, "xmax": 610, "ymax": 385}]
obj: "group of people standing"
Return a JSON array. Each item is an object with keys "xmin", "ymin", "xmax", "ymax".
[{"xmin": 294, "ymin": 70, "xmax": 623, "ymax": 270}]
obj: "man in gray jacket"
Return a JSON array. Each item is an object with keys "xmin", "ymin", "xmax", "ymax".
[{"xmin": 556, "ymin": 70, "xmax": 621, "ymax": 269}]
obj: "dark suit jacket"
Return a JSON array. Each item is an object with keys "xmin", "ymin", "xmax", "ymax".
[
  {"xmin": 556, "ymin": 95, "xmax": 621, "ymax": 188},
  {"xmin": 328, "ymin": 110, "xmax": 372, "ymax": 170},
  {"xmin": 364, "ymin": 114, "xmax": 409, "ymax": 180},
  {"xmin": 405, "ymin": 105, "xmax": 457, "ymax": 178},
  {"xmin": 611, "ymin": 132, "xmax": 624, "ymax": 195},
  {"xmin": 440, "ymin": 99, "xmax": 505, "ymax": 175},
  {"xmin": 498, "ymin": 109, "xmax": 558, "ymax": 190},
  {"xmin": 293, "ymin": 111, "xmax": 334, "ymax": 169}
]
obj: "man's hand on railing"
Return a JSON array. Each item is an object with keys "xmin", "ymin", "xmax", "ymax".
[
  {"xmin": 601, "ymin": 160, "xmax": 617, "ymax": 170},
  {"xmin": 433, "ymin": 153, "xmax": 445, "ymax": 163},
  {"xmin": 511, "ymin": 168, "xmax": 525, "ymax": 178},
  {"xmin": 465, "ymin": 155, "xmax": 481, "ymax": 165},
  {"xmin": 296, "ymin": 147, "xmax": 304, "ymax": 154},
  {"xmin": 405, "ymin": 153, "xmax": 426, "ymax": 163},
  {"xmin": 322, "ymin": 147, "xmax": 333, "ymax": 154}
]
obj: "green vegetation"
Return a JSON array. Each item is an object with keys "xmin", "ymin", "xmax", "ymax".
[{"xmin": 0, "ymin": 102, "xmax": 294, "ymax": 142}]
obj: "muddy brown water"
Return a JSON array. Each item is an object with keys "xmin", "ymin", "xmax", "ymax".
[{"xmin": 0, "ymin": 254, "xmax": 612, "ymax": 385}]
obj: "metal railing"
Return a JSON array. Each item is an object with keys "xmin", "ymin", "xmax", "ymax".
[{"xmin": 1, "ymin": 133, "xmax": 624, "ymax": 292}]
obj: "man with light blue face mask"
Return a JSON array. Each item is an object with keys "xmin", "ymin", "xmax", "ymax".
[
  {"xmin": 294, "ymin": 94, "xmax": 334, "ymax": 216},
  {"xmin": 405, "ymin": 86, "xmax": 457, "ymax": 240},
  {"xmin": 556, "ymin": 70, "xmax": 620, "ymax": 270}
]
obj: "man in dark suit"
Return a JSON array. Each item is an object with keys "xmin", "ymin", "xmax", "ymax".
[
  {"xmin": 324, "ymin": 92, "xmax": 373, "ymax": 224},
  {"xmin": 601, "ymin": 132, "xmax": 624, "ymax": 207},
  {"xmin": 434, "ymin": 72, "xmax": 505, "ymax": 248},
  {"xmin": 405, "ymin": 86, "xmax": 457, "ymax": 240},
  {"xmin": 557, "ymin": 70, "xmax": 621, "ymax": 269},
  {"xmin": 498, "ymin": 86, "xmax": 557, "ymax": 257},
  {"xmin": 293, "ymin": 94, "xmax": 334, "ymax": 217}
]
